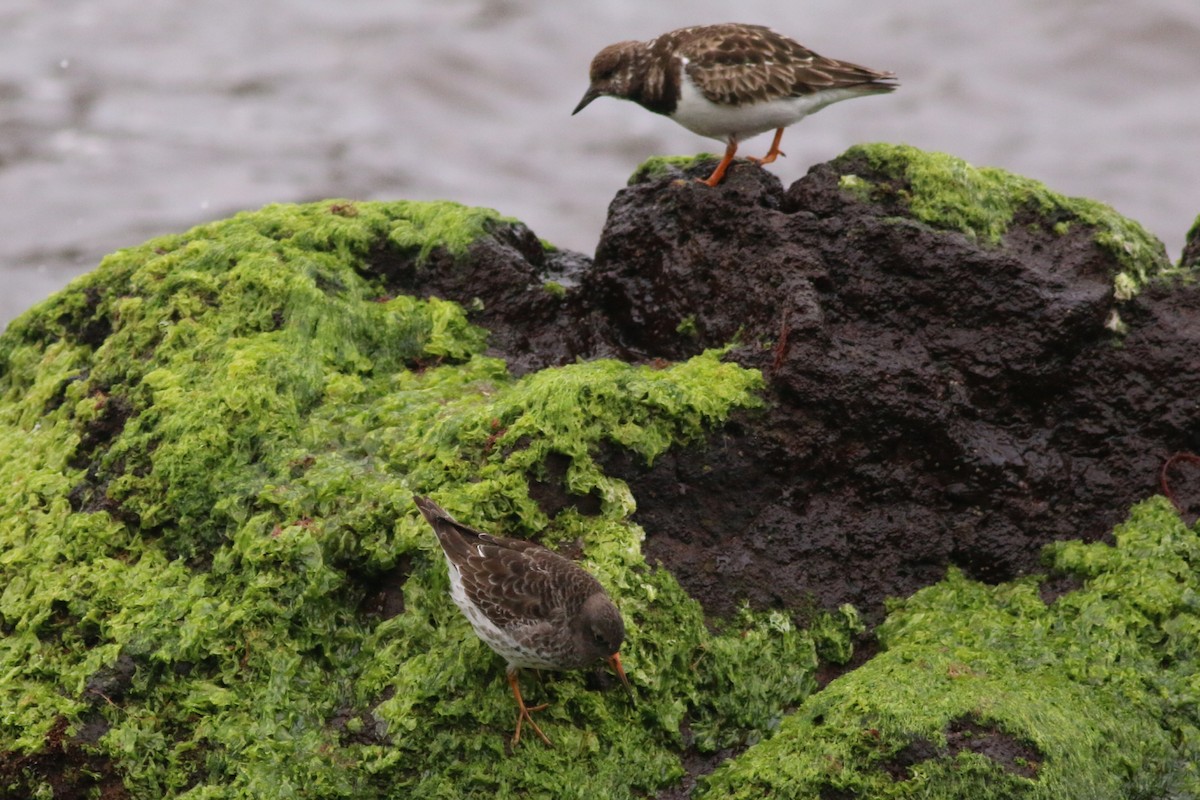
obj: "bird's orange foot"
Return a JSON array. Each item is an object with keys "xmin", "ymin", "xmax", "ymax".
[
  {"xmin": 697, "ymin": 162, "xmax": 733, "ymax": 186},
  {"xmin": 508, "ymin": 669, "xmax": 553, "ymax": 746},
  {"xmin": 747, "ymin": 150, "xmax": 786, "ymax": 166},
  {"xmin": 513, "ymin": 702, "xmax": 552, "ymax": 747},
  {"xmin": 697, "ymin": 141, "xmax": 740, "ymax": 186},
  {"xmin": 748, "ymin": 127, "xmax": 787, "ymax": 166}
]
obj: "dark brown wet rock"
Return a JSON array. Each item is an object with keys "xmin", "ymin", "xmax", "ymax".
[
  {"xmin": 0, "ymin": 716, "xmax": 131, "ymax": 800},
  {"xmin": 395, "ymin": 146, "xmax": 1200, "ymax": 623},
  {"xmin": 1181, "ymin": 216, "xmax": 1200, "ymax": 271},
  {"xmin": 882, "ymin": 715, "xmax": 1041, "ymax": 782},
  {"xmin": 3, "ymin": 147, "xmax": 1196, "ymax": 799}
]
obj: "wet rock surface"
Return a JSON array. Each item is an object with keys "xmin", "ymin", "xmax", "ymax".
[
  {"xmin": 396, "ymin": 152, "xmax": 1200, "ymax": 622},
  {"xmin": 883, "ymin": 715, "xmax": 1041, "ymax": 782},
  {"xmin": 1181, "ymin": 217, "xmax": 1200, "ymax": 272},
  {"xmin": 0, "ymin": 716, "xmax": 129, "ymax": 800}
]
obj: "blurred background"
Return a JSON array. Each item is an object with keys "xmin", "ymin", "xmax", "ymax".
[{"xmin": 2, "ymin": 0, "xmax": 1198, "ymax": 328}]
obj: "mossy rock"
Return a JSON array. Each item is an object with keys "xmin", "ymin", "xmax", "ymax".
[
  {"xmin": 628, "ymin": 154, "xmax": 721, "ymax": 185},
  {"xmin": 0, "ymin": 199, "xmax": 843, "ymax": 798},
  {"xmin": 2, "ymin": 189, "xmax": 1198, "ymax": 799},
  {"xmin": 700, "ymin": 498, "xmax": 1200, "ymax": 799},
  {"xmin": 835, "ymin": 143, "xmax": 1183, "ymax": 300}
]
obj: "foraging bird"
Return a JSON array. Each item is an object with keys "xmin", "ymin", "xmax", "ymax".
[
  {"xmin": 413, "ymin": 495, "xmax": 633, "ymax": 746},
  {"xmin": 573, "ymin": 23, "xmax": 897, "ymax": 186}
]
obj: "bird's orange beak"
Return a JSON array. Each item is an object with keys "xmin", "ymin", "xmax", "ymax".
[{"xmin": 608, "ymin": 652, "xmax": 636, "ymax": 706}]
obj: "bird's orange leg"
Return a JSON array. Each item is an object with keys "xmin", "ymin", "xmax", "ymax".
[
  {"xmin": 748, "ymin": 127, "xmax": 786, "ymax": 165},
  {"xmin": 748, "ymin": 126, "xmax": 787, "ymax": 165},
  {"xmin": 507, "ymin": 669, "xmax": 552, "ymax": 747},
  {"xmin": 700, "ymin": 139, "xmax": 739, "ymax": 187}
]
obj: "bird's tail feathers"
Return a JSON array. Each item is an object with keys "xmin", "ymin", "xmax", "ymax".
[{"xmin": 413, "ymin": 495, "xmax": 478, "ymax": 560}]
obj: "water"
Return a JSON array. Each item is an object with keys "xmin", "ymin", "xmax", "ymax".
[{"xmin": 2, "ymin": 0, "xmax": 1198, "ymax": 328}]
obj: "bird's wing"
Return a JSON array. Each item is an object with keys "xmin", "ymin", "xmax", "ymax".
[
  {"xmin": 677, "ymin": 24, "xmax": 894, "ymax": 105},
  {"xmin": 458, "ymin": 536, "xmax": 601, "ymax": 630},
  {"xmin": 413, "ymin": 495, "xmax": 602, "ymax": 630}
]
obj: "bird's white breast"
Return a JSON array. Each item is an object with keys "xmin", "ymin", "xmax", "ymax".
[
  {"xmin": 444, "ymin": 556, "xmax": 561, "ymax": 670},
  {"xmin": 671, "ymin": 64, "xmax": 868, "ymax": 143}
]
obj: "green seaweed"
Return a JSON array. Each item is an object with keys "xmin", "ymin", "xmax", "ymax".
[
  {"xmin": 0, "ymin": 199, "xmax": 833, "ymax": 798},
  {"xmin": 5, "ymin": 151, "xmax": 1196, "ymax": 797},
  {"xmin": 837, "ymin": 173, "xmax": 874, "ymax": 203},
  {"xmin": 1183, "ymin": 215, "xmax": 1200, "ymax": 269},
  {"xmin": 837, "ymin": 143, "xmax": 1188, "ymax": 299},
  {"xmin": 699, "ymin": 498, "xmax": 1200, "ymax": 799},
  {"xmin": 628, "ymin": 154, "xmax": 720, "ymax": 185}
]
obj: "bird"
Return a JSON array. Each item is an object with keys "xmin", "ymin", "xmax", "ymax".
[
  {"xmin": 412, "ymin": 495, "xmax": 633, "ymax": 746},
  {"xmin": 572, "ymin": 23, "xmax": 897, "ymax": 186}
]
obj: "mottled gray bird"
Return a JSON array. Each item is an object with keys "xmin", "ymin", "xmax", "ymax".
[
  {"xmin": 413, "ymin": 495, "xmax": 632, "ymax": 746},
  {"xmin": 574, "ymin": 23, "xmax": 897, "ymax": 186}
]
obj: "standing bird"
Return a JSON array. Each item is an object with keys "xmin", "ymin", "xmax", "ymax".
[
  {"xmin": 573, "ymin": 23, "xmax": 897, "ymax": 186},
  {"xmin": 413, "ymin": 495, "xmax": 633, "ymax": 746}
]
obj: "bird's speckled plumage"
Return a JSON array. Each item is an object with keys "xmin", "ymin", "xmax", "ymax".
[
  {"xmin": 576, "ymin": 24, "xmax": 895, "ymax": 116},
  {"xmin": 413, "ymin": 496, "xmax": 631, "ymax": 746},
  {"xmin": 573, "ymin": 23, "xmax": 897, "ymax": 186},
  {"xmin": 416, "ymin": 495, "xmax": 624, "ymax": 670},
  {"xmin": 676, "ymin": 23, "xmax": 895, "ymax": 108}
]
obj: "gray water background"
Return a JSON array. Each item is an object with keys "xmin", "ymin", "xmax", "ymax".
[{"xmin": 2, "ymin": 0, "xmax": 1198, "ymax": 329}]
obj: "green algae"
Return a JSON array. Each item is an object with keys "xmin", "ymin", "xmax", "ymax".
[
  {"xmin": 382, "ymin": 199, "xmax": 518, "ymax": 263},
  {"xmin": 0, "ymin": 199, "xmax": 838, "ymax": 798},
  {"xmin": 675, "ymin": 315, "xmax": 698, "ymax": 337},
  {"xmin": 836, "ymin": 143, "xmax": 1188, "ymax": 299},
  {"xmin": 628, "ymin": 154, "xmax": 719, "ymax": 185},
  {"xmin": 810, "ymin": 604, "xmax": 865, "ymax": 665},
  {"xmin": 698, "ymin": 497, "xmax": 1200, "ymax": 799},
  {"xmin": 1184, "ymin": 215, "xmax": 1200, "ymax": 269},
  {"xmin": 837, "ymin": 173, "xmax": 873, "ymax": 203},
  {"xmin": 6, "ymin": 156, "xmax": 1193, "ymax": 797}
]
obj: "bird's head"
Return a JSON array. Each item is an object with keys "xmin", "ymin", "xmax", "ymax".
[
  {"xmin": 578, "ymin": 592, "xmax": 626, "ymax": 660},
  {"xmin": 578, "ymin": 593, "xmax": 635, "ymax": 703},
  {"xmin": 572, "ymin": 41, "xmax": 640, "ymax": 114}
]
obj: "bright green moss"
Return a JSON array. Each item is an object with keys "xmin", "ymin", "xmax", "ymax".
[
  {"xmin": 628, "ymin": 154, "xmax": 719, "ymax": 185},
  {"xmin": 838, "ymin": 143, "xmax": 1188, "ymax": 299},
  {"xmin": 1183, "ymin": 215, "xmax": 1200, "ymax": 268},
  {"xmin": 8, "ymin": 177, "xmax": 1190, "ymax": 796},
  {"xmin": 675, "ymin": 315, "xmax": 698, "ymax": 337},
  {"xmin": 0, "ymin": 199, "xmax": 839, "ymax": 798},
  {"xmin": 699, "ymin": 498, "xmax": 1200, "ymax": 799},
  {"xmin": 383, "ymin": 199, "xmax": 518, "ymax": 263},
  {"xmin": 810, "ymin": 604, "xmax": 865, "ymax": 664},
  {"xmin": 837, "ymin": 173, "xmax": 873, "ymax": 202}
]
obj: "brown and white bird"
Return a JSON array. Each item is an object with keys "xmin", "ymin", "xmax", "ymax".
[
  {"xmin": 413, "ymin": 495, "xmax": 633, "ymax": 746},
  {"xmin": 573, "ymin": 23, "xmax": 897, "ymax": 186}
]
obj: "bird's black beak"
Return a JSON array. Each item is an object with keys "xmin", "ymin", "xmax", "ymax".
[{"xmin": 572, "ymin": 87, "xmax": 601, "ymax": 115}]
